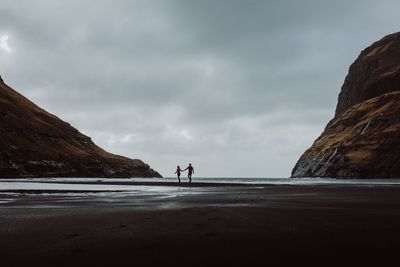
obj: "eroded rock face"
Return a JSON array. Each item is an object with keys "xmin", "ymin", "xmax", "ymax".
[
  {"xmin": 0, "ymin": 77, "xmax": 161, "ymax": 178},
  {"xmin": 336, "ymin": 32, "xmax": 400, "ymax": 116},
  {"xmin": 292, "ymin": 92, "xmax": 400, "ymax": 178},
  {"xmin": 292, "ymin": 32, "xmax": 400, "ymax": 178}
]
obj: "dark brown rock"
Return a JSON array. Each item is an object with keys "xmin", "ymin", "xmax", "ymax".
[
  {"xmin": 336, "ymin": 32, "xmax": 400, "ymax": 116},
  {"xmin": 292, "ymin": 92, "xmax": 400, "ymax": 178},
  {"xmin": 292, "ymin": 32, "xmax": 400, "ymax": 178},
  {"xmin": 0, "ymin": 77, "xmax": 161, "ymax": 178}
]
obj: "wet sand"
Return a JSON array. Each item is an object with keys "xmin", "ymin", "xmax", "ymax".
[{"xmin": 1, "ymin": 184, "xmax": 400, "ymax": 266}]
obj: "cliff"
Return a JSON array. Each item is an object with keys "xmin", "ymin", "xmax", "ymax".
[
  {"xmin": 0, "ymin": 77, "xmax": 161, "ymax": 178},
  {"xmin": 292, "ymin": 32, "xmax": 400, "ymax": 178},
  {"xmin": 336, "ymin": 32, "xmax": 400, "ymax": 116}
]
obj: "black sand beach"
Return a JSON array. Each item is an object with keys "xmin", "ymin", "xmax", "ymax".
[{"xmin": 2, "ymin": 183, "xmax": 400, "ymax": 266}]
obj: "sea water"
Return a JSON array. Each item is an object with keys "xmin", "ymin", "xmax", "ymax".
[
  {"xmin": 2, "ymin": 177, "xmax": 400, "ymax": 210},
  {"xmin": 1, "ymin": 177, "xmax": 400, "ymax": 194}
]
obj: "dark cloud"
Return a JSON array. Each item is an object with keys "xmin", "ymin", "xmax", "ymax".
[{"xmin": 1, "ymin": 0, "xmax": 400, "ymax": 177}]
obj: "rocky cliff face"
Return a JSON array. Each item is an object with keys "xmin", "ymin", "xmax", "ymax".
[
  {"xmin": 0, "ymin": 77, "xmax": 161, "ymax": 178},
  {"xmin": 292, "ymin": 32, "xmax": 400, "ymax": 178},
  {"xmin": 336, "ymin": 32, "xmax": 400, "ymax": 116}
]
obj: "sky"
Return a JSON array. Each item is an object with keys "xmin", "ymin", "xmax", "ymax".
[{"xmin": 0, "ymin": 0, "xmax": 400, "ymax": 177}]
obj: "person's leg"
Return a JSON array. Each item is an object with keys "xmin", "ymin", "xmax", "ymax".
[
  {"xmin": 178, "ymin": 174, "xmax": 181, "ymax": 183},
  {"xmin": 188, "ymin": 173, "xmax": 192, "ymax": 183}
]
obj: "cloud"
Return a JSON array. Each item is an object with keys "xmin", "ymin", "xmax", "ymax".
[
  {"xmin": 1, "ymin": 0, "xmax": 400, "ymax": 177},
  {"xmin": 0, "ymin": 34, "xmax": 11, "ymax": 53}
]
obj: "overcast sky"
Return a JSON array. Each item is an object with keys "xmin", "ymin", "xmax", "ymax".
[{"xmin": 0, "ymin": 0, "xmax": 399, "ymax": 177}]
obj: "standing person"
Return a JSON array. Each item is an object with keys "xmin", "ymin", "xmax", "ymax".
[
  {"xmin": 183, "ymin": 163, "xmax": 194, "ymax": 183},
  {"xmin": 175, "ymin": 166, "xmax": 182, "ymax": 183}
]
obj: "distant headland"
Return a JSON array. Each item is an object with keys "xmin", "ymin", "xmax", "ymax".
[
  {"xmin": 0, "ymin": 76, "xmax": 161, "ymax": 178},
  {"xmin": 292, "ymin": 32, "xmax": 400, "ymax": 178}
]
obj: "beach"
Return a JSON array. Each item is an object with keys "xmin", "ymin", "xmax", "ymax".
[{"xmin": 1, "ymin": 180, "xmax": 400, "ymax": 266}]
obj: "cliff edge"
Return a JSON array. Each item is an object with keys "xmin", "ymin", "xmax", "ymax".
[
  {"xmin": 0, "ymin": 77, "xmax": 161, "ymax": 178},
  {"xmin": 292, "ymin": 32, "xmax": 400, "ymax": 178}
]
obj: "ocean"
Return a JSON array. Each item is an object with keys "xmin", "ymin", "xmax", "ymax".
[{"xmin": 1, "ymin": 177, "xmax": 400, "ymax": 194}]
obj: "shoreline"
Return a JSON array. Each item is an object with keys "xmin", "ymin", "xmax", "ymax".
[
  {"xmin": 2, "ymin": 181, "xmax": 400, "ymax": 195},
  {"xmin": 2, "ymin": 184, "xmax": 400, "ymax": 266},
  {"xmin": 3, "ymin": 179, "xmax": 400, "ymax": 186}
]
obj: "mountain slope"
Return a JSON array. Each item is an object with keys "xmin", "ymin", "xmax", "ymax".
[
  {"xmin": 0, "ymin": 76, "xmax": 161, "ymax": 178},
  {"xmin": 292, "ymin": 92, "xmax": 400, "ymax": 178},
  {"xmin": 336, "ymin": 32, "xmax": 400, "ymax": 116},
  {"xmin": 292, "ymin": 32, "xmax": 400, "ymax": 178}
]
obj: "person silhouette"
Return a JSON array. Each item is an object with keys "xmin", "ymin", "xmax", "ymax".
[
  {"xmin": 183, "ymin": 163, "xmax": 194, "ymax": 183},
  {"xmin": 175, "ymin": 165, "xmax": 182, "ymax": 183}
]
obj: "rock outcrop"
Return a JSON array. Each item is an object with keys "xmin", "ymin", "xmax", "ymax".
[
  {"xmin": 0, "ymin": 77, "xmax": 161, "ymax": 178},
  {"xmin": 292, "ymin": 32, "xmax": 400, "ymax": 178},
  {"xmin": 336, "ymin": 32, "xmax": 400, "ymax": 116}
]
